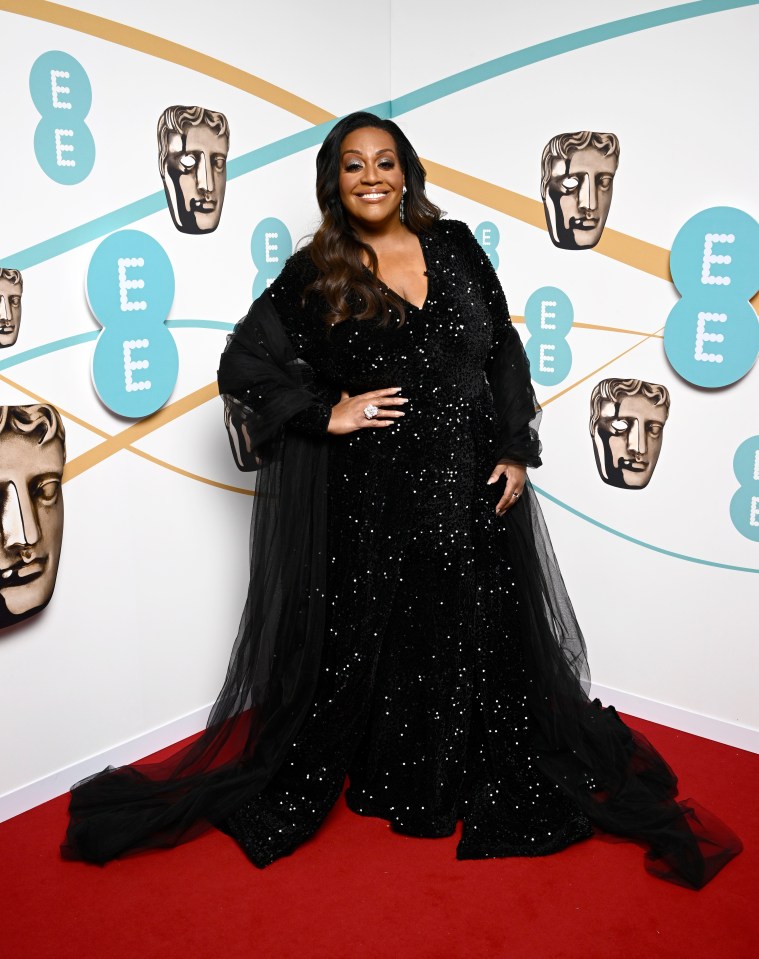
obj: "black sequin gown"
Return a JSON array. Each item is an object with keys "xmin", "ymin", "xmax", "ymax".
[
  {"xmin": 221, "ymin": 219, "xmax": 592, "ymax": 865},
  {"xmin": 63, "ymin": 220, "xmax": 741, "ymax": 888}
]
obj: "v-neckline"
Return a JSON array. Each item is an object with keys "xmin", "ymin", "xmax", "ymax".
[{"xmin": 376, "ymin": 233, "xmax": 430, "ymax": 312}]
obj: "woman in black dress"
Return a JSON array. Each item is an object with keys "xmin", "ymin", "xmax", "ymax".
[{"xmin": 64, "ymin": 112, "xmax": 740, "ymax": 888}]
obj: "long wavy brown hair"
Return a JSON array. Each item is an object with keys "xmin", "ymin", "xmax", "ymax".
[{"xmin": 306, "ymin": 112, "xmax": 442, "ymax": 326}]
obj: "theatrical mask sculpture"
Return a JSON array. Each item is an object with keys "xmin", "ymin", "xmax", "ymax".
[
  {"xmin": 541, "ymin": 132, "xmax": 619, "ymax": 250},
  {"xmin": 589, "ymin": 379, "xmax": 670, "ymax": 489},
  {"xmin": 157, "ymin": 105, "xmax": 230, "ymax": 235},
  {"xmin": 0, "ymin": 405, "xmax": 65, "ymax": 629},
  {"xmin": 0, "ymin": 269, "xmax": 23, "ymax": 348}
]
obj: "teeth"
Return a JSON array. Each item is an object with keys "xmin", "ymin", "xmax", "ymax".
[{"xmin": 359, "ymin": 193, "xmax": 386, "ymax": 199}]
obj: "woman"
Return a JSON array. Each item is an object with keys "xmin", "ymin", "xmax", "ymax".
[{"xmin": 64, "ymin": 113, "xmax": 740, "ymax": 887}]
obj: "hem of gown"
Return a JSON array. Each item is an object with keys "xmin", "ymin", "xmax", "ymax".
[
  {"xmin": 217, "ymin": 813, "xmax": 313, "ymax": 869},
  {"xmin": 457, "ymin": 816, "xmax": 594, "ymax": 860},
  {"xmin": 215, "ymin": 816, "xmax": 278, "ymax": 869},
  {"xmin": 345, "ymin": 785, "xmax": 595, "ymax": 860},
  {"xmin": 345, "ymin": 788, "xmax": 458, "ymax": 839},
  {"xmin": 217, "ymin": 778, "xmax": 345, "ymax": 869}
]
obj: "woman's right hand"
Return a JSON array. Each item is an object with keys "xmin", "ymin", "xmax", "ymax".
[{"xmin": 327, "ymin": 387, "xmax": 408, "ymax": 435}]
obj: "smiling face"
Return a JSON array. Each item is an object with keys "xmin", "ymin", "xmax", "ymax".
[
  {"xmin": 338, "ymin": 127, "xmax": 404, "ymax": 233},
  {"xmin": 163, "ymin": 124, "xmax": 228, "ymax": 234},
  {"xmin": 0, "ymin": 430, "xmax": 64, "ymax": 627},
  {"xmin": 592, "ymin": 394, "xmax": 667, "ymax": 489},
  {"xmin": 545, "ymin": 146, "xmax": 618, "ymax": 250},
  {"xmin": 0, "ymin": 276, "xmax": 22, "ymax": 349}
]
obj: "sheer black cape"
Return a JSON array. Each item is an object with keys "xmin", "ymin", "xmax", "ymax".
[{"xmin": 62, "ymin": 286, "xmax": 740, "ymax": 889}]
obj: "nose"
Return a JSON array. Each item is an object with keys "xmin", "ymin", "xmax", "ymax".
[
  {"xmin": 0, "ymin": 295, "xmax": 7, "ymax": 321},
  {"xmin": 360, "ymin": 164, "xmax": 382, "ymax": 185},
  {"xmin": 1, "ymin": 482, "xmax": 40, "ymax": 551},
  {"xmin": 577, "ymin": 173, "xmax": 597, "ymax": 214},
  {"xmin": 196, "ymin": 153, "xmax": 214, "ymax": 195},
  {"xmin": 627, "ymin": 419, "xmax": 647, "ymax": 457}
]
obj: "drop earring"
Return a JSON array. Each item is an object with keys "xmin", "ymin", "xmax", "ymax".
[{"xmin": 400, "ymin": 186, "xmax": 407, "ymax": 224}]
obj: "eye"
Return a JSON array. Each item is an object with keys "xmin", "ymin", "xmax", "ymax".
[
  {"xmin": 561, "ymin": 176, "xmax": 579, "ymax": 192},
  {"xmin": 647, "ymin": 424, "xmax": 663, "ymax": 437},
  {"xmin": 9, "ymin": 296, "xmax": 21, "ymax": 307},
  {"xmin": 378, "ymin": 158, "xmax": 395, "ymax": 169},
  {"xmin": 32, "ymin": 478, "xmax": 61, "ymax": 507},
  {"xmin": 598, "ymin": 175, "xmax": 614, "ymax": 191},
  {"xmin": 212, "ymin": 155, "xmax": 226, "ymax": 172},
  {"xmin": 179, "ymin": 154, "xmax": 197, "ymax": 171},
  {"xmin": 344, "ymin": 160, "xmax": 363, "ymax": 172},
  {"xmin": 609, "ymin": 418, "xmax": 629, "ymax": 434}
]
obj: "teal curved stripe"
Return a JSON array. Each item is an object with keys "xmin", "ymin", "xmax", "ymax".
[
  {"xmin": 1, "ymin": 328, "xmax": 752, "ymax": 573},
  {"xmin": 2, "ymin": 1, "xmax": 754, "ymax": 272},
  {"xmin": 0, "ymin": 126, "xmax": 336, "ymax": 272},
  {"xmin": 166, "ymin": 319, "xmax": 237, "ymax": 331},
  {"xmin": 388, "ymin": 0, "xmax": 758, "ymax": 117},
  {"xmin": 532, "ymin": 483, "xmax": 759, "ymax": 574},
  {"xmin": 0, "ymin": 331, "xmax": 97, "ymax": 371},
  {"xmin": 0, "ymin": 320, "xmax": 234, "ymax": 372}
]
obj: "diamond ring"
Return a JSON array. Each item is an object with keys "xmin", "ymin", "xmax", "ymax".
[{"xmin": 363, "ymin": 404, "xmax": 379, "ymax": 419}]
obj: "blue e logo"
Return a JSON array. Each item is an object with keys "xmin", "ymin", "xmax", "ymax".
[
  {"xmin": 251, "ymin": 218, "xmax": 292, "ymax": 298},
  {"xmin": 524, "ymin": 286, "xmax": 573, "ymax": 386},
  {"xmin": 475, "ymin": 221, "xmax": 501, "ymax": 269},
  {"xmin": 730, "ymin": 436, "xmax": 759, "ymax": 542},
  {"xmin": 664, "ymin": 207, "xmax": 759, "ymax": 388},
  {"xmin": 88, "ymin": 231, "xmax": 178, "ymax": 418},
  {"xmin": 29, "ymin": 51, "xmax": 95, "ymax": 185}
]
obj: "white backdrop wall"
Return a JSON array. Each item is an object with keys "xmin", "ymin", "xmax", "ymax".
[{"xmin": 0, "ymin": 0, "xmax": 756, "ymax": 822}]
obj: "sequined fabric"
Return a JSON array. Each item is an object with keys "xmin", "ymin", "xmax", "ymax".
[{"xmin": 222, "ymin": 220, "xmax": 592, "ymax": 866}]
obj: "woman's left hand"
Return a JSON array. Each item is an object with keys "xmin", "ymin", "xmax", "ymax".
[{"xmin": 487, "ymin": 460, "xmax": 527, "ymax": 516}]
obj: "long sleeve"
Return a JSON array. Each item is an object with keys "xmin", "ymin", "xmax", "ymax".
[
  {"xmin": 288, "ymin": 402, "xmax": 331, "ymax": 435},
  {"xmin": 218, "ymin": 253, "xmax": 332, "ymax": 469}
]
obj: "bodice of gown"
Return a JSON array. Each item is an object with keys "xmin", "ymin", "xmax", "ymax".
[{"xmin": 267, "ymin": 219, "xmax": 521, "ymax": 470}]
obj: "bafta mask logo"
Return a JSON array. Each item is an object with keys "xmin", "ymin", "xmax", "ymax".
[
  {"xmin": 0, "ymin": 269, "xmax": 23, "ymax": 349},
  {"xmin": 589, "ymin": 379, "xmax": 670, "ymax": 490},
  {"xmin": 0, "ymin": 405, "xmax": 65, "ymax": 629},
  {"xmin": 541, "ymin": 132, "xmax": 619, "ymax": 250},
  {"xmin": 157, "ymin": 105, "xmax": 230, "ymax": 235}
]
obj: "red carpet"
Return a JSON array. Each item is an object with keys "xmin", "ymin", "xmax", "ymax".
[{"xmin": 2, "ymin": 715, "xmax": 757, "ymax": 959}]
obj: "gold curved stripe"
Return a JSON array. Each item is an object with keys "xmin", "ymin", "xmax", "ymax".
[
  {"xmin": 0, "ymin": 371, "xmax": 112, "ymax": 439},
  {"xmin": 422, "ymin": 159, "xmax": 671, "ymax": 279},
  {"xmin": 512, "ymin": 315, "xmax": 663, "ymax": 338},
  {"xmin": 63, "ymin": 381, "xmax": 219, "ymax": 481},
  {"xmin": 573, "ymin": 321, "xmax": 662, "ymax": 338},
  {"xmin": 423, "ymin": 159, "xmax": 666, "ymax": 282},
  {"xmin": 1, "ymin": 370, "xmax": 249, "ymax": 492},
  {"xmin": 0, "ymin": 0, "xmax": 334, "ymax": 125},
  {"xmin": 422, "ymin": 158, "xmax": 759, "ymax": 313},
  {"xmin": 122, "ymin": 445, "xmax": 253, "ymax": 495},
  {"xmin": 541, "ymin": 328, "xmax": 665, "ymax": 407}
]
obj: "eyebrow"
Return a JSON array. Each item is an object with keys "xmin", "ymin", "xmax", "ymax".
[{"xmin": 341, "ymin": 148, "xmax": 397, "ymax": 158}]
